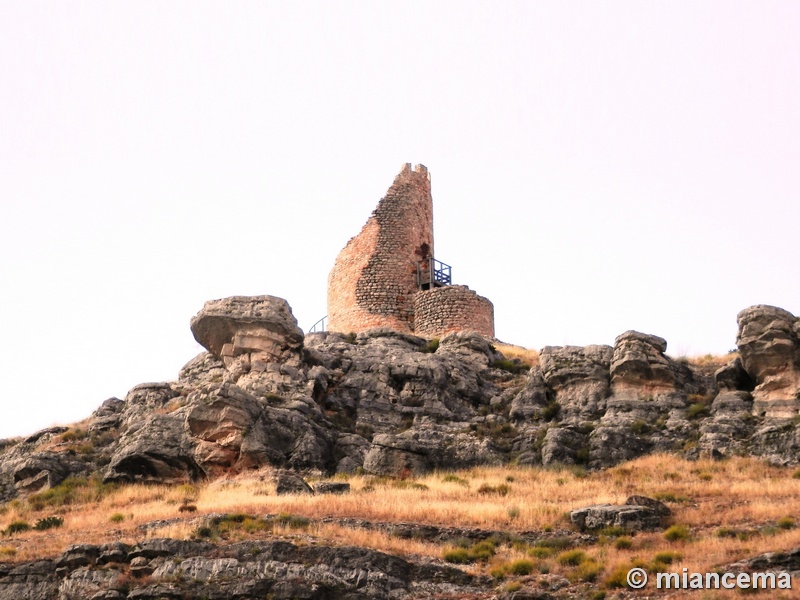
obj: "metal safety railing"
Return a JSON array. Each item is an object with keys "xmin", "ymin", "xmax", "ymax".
[
  {"xmin": 307, "ymin": 316, "xmax": 327, "ymax": 333},
  {"xmin": 417, "ymin": 257, "xmax": 452, "ymax": 290}
]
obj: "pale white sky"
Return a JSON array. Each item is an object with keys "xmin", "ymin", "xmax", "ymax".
[{"xmin": 1, "ymin": 1, "xmax": 799, "ymax": 439}]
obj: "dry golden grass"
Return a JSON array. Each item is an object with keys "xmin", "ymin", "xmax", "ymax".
[
  {"xmin": 1, "ymin": 454, "xmax": 799, "ymax": 597},
  {"xmin": 493, "ymin": 342, "xmax": 540, "ymax": 368}
]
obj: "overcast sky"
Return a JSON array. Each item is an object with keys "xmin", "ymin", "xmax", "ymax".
[{"xmin": 2, "ymin": 1, "xmax": 799, "ymax": 439}]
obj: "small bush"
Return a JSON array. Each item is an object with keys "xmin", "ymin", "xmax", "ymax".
[
  {"xmin": 541, "ymin": 401, "xmax": 560, "ymax": 421},
  {"xmin": 605, "ymin": 563, "xmax": 638, "ymax": 588},
  {"xmin": 507, "ymin": 506, "xmax": 520, "ymax": 520},
  {"xmin": 109, "ymin": 513, "xmax": 125, "ymax": 523},
  {"xmin": 4, "ymin": 521, "xmax": 30, "ymax": 536},
  {"xmin": 441, "ymin": 474, "xmax": 469, "ymax": 486},
  {"xmin": 477, "ymin": 483, "xmax": 510, "ymax": 496},
  {"xmin": 630, "ymin": 420, "xmax": 651, "ymax": 435},
  {"xmin": 614, "ymin": 536, "xmax": 633, "ymax": 550},
  {"xmin": 663, "ymin": 524, "xmax": 690, "ymax": 542},
  {"xmin": 571, "ymin": 559, "xmax": 603, "ymax": 583},
  {"xmin": 599, "ymin": 526, "xmax": 627, "ymax": 538},
  {"xmin": 653, "ymin": 550, "xmax": 682, "ymax": 565},
  {"xmin": 653, "ymin": 491, "xmax": 689, "ymax": 503},
  {"xmin": 507, "ymin": 558, "xmax": 535, "ymax": 575},
  {"xmin": 504, "ymin": 581, "xmax": 523, "ymax": 593},
  {"xmin": 528, "ymin": 546, "xmax": 554, "ymax": 558},
  {"xmin": 533, "ymin": 536, "xmax": 572, "ymax": 550},
  {"xmin": 490, "ymin": 358, "xmax": 530, "ymax": 374},
  {"xmin": 443, "ymin": 547, "xmax": 471, "ymax": 564},
  {"xmin": 443, "ymin": 539, "xmax": 498, "ymax": 564},
  {"xmin": 421, "ymin": 339, "xmax": 439, "ymax": 353},
  {"xmin": 777, "ymin": 516, "xmax": 795, "ymax": 530},
  {"xmin": 34, "ymin": 516, "xmax": 63, "ymax": 531},
  {"xmin": 275, "ymin": 513, "xmax": 310, "ymax": 530},
  {"xmin": 557, "ymin": 549, "xmax": 587, "ymax": 566},
  {"xmin": 61, "ymin": 428, "xmax": 88, "ymax": 442},
  {"xmin": 687, "ymin": 403, "xmax": 710, "ymax": 419},
  {"xmin": 792, "ymin": 469, "xmax": 800, "ymax": 479},
  {"xmin": 0, "ymin": 546, "xmax": 16, "ymax": 557}
]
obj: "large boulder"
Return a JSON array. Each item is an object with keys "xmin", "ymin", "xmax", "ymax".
[
  {"xmin": 736, "ymin": 305, "xmax": 800, "ymax": 418},
  {"xmin": 190, "ymin": 295, "xmax": 304, "ymax": 371},
  {"xmin": 570, "ymin": 495, "xmax": 670, "ymax": 531},
  {"xmin": 539, "ymin": 345, "xmax": 613, "ymax": 421},
  {"xmin": 611, "ymin": 331, "xmax": 678, "ymax": 390}
]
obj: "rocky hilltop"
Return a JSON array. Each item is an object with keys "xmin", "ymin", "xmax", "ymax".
[
  {"xmin": 2, "ymin": 297, "xmax": 800, "ymax": 599},
  {"xmin": 2, "ymin": 298, "xmax": 799, "ymax": 503}
]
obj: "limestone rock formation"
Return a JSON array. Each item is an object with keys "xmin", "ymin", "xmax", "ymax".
[
  {"xmin": 0, "ymin": 537, "xmax": 478, "ymax": 600},
  {"xmin": 2, "ymin": 298, "xmax": 800, "ymax": 504},
  {"xmin": 570, "ymin": 496, "xmax": 671, "ymax": 531},
  {"xmin": 736, "ymin": 305, "xmax": 800, "ymax": 418},
  {"xmin": 190, "ymin": 295, "xmax": 304, "ymax": 371}
]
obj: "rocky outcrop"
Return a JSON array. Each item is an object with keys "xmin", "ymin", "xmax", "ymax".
[
  {"xmin": 190, "ymin": 295, "xmax": 304, "ymax": 371},
  {"xmin": 0, "ymin": 537, "xmax": 479, "ymax": 600},
  {"xmin": 570, "ymin": 495, "xmax": 671, "ymax": 531},
  {"xmin": 736, "ymin": 305, "xmax": 800, "ymax": 418},
  {"xmin": 2, "ymin": 298, "xmax": 800, "ymax": 502}
]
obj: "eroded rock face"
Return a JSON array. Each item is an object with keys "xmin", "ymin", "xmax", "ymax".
[
  {"xmin": 0, "ymin": 537, "xmax": 478, "ymax": 600},
  {"xmin": 570, "ymin": 496, "xmax": 670, "ymax": 531},
  {"xmin": 5, "ymin": 298, "xmax": 800, "ymax": 502},
  {"xmin": 737, "ymin": 305, "xmax": 800, "ymax": 418},
  {"xmin": 190, "ymin": 295, "xmax": 304, "ymax": 371}
]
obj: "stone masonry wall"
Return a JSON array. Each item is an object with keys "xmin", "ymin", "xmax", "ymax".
[
  {"xmin": 327, "ymin": 163, "xmax": 433, "ymax": 333},
  {"xmin": 414, "ymin": 285, "xmax": 495, "ymax": 338}
]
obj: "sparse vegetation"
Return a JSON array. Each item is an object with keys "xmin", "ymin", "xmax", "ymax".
[
  {"xmin": 0, "ymin": 454, "xmax": 797, "ymax": 599},
  {"xmin": 33, "ymin": 516, "xmax": 63, "ymax": 531},
  {"xmin": 490, "ymin": 358, "xmax": 530, "ymax": 374},
  {"xmin": 420, "ymin": 338, "xmax": 439, "ymax": 353}
]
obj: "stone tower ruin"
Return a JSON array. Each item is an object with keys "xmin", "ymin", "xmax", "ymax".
[{"xmin": 327, "ymin": 163, "xmax": 494, "ymax": 338}]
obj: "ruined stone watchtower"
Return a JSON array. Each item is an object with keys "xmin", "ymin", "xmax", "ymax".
[{"xmin": 327, "ymin": 163, "xmax": 494, "ymax": 338}]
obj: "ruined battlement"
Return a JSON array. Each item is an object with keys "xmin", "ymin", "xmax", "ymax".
[{"xmin": 327, "ymin": 164, "xmax": 494, "ymax": 338}]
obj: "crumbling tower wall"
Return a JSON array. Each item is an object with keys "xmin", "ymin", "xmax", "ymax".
[
  {"xmin": 327, "ymin": 163, "xmax": 433, "ymax": 333},
  {"xmin": 414, "ymin": 286, "xmax": 495, "ymax": 338}
]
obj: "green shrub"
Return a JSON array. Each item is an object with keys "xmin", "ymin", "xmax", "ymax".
[
  {"xmin": 653, "ymin": 550, "xmax": 682, "ymax": 565},
  {"xmin": 630, "ymin": 420, "xmax": 651, "ymax": 434},
  {"xmin": 34, "ymin": 516, "xmax": 63, "ymax": 531},
  {"xmin": 504, "ymin": 581, "xmax": 523, "ymax": 593},
  {"xmin": 507, "ymin": 558, "xmax": 535, "ymax": 575},
  {"xmin": 490, "ymin": 359, "xmax": 530, "ymax": 374},
  {"xmin": 687, "ymin": 403, "xmax": 710, "ymax": 419},
  {"xmin": 477, "ymin": 483, "xmax": 510, "ymax": 496},
  {"xmin": 441, "ymin": 474, "xmax": 469, "ymax": 486},
  {"xmin": 605, "ymin": 564, "xmax": 632, "ymax": 588},
  {"xmin": 0, "ymin": 546, "xmax": 16, "ymax": 557},
  {"xmin": 541, "ymin": 401, "xmax": 560, "ymax": 421},
  {"xmin": 443, "ymin": 539, "xmax": 498, "ymax": 564},
  {"xmin": 663, "ymin": 524, "xmax": 690, "ymax": 542},
  {"xmin": 275, "ymin": 513, "xmax": 310, "ymax": 530},
  {"xmin": 421, "ymin": 339, "xmax": 439, "ymax": 353},
  {"xmin": 777, "ymin": 516, "xmax": 795, "ymax": 530},
  {"xmin": 109, "ymin": 513, "xmax": 125, "ymax": 523},
  {"xmin": 614, "ymin": 536, "xmax": 633, "ymax": 550},
  {"xmin": 557, "ymin": 549, "xmax": 587, "ymax": 566},
  {"xmin": 528, "ymin": 546, "xmax": 554, "ymax": 558},
  {"xmin": 571, "ymin": 559, "xmax": 603, "ymax": 583},
  {"xmin": 443, "ymin": 547, "xmax": 471, "ymax": 564},
  {"xmin": 533, "ymin": 536, "xmax": 572, "ymax": 550},
  {"xmin": 4, "ymin": 520, "xmax": 30, "ymax": 535},
  {"xmin": 599, "ymin": 526, "xmax": 627, "ymax": 538}
]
